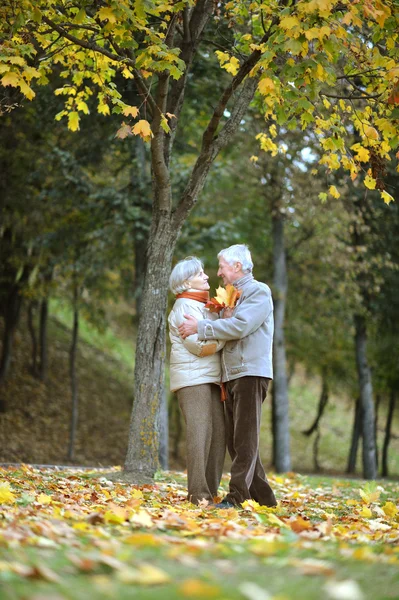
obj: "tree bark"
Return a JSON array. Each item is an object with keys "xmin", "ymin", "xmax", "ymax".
[
  {"xmin": 0, "ymin": 283, "xmax": 23, "ymax": 404},
  {"xmin": 347, "ymin": 397, "xmax": 362, "ymax": 474},
  {"xmin": 124, "ymin": 208, "xmax": 177, "ymax": 478},
  {"xmin": 39, "ymin": 297, "xmax": 49, "ymax": 382},
  {"xmin": 27, "ymin": 301, "xmax": 38, "ymax": 377},
  {"xmin": 302, "ymin": 372, "xmax": 329, "ymax": 436},
  {"xmin": 354, "ymin": 314, "xmax": 377, "ymax": 479},
  {"xmin": 381, "ymin": 389, "xmax": 396, "ymax": 478},
  {"xmin": 68, "ymin": 284, "xmax": 79, "ymax": 462},
  {"xmin": 271, "ymin": 198, "xmax": 291, "ymax": 472}
]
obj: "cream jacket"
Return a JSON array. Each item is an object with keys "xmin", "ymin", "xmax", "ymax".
[{"xmin": 168, "ymin": 297, "xmax": 224, "ymax": 392}]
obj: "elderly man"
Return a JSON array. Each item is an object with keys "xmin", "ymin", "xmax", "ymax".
[{"xmin": 178, "ymin": 244, "xmax": 276, "ymax": 508}]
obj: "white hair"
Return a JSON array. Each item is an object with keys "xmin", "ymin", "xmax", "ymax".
[
  {"xmin": 169, "ymin": 256, "xmax": 203, "ymax": 295},
  {"xmin": 218, "ymin": 244, "xmax": 253, "ymax": 273}
]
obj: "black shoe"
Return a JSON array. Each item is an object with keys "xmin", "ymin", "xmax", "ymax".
[{"xmin": 213, "ymin": 500, "xmax": 236, "ymax": 509}]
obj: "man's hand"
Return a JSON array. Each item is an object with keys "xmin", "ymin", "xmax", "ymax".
[
  {"xmin": 178, "ymin": 314, "xmax": 198, "ymax": 339},
  {"xmin": 222, "ymin": 307, "xmax": 234, "ymax": 318}
]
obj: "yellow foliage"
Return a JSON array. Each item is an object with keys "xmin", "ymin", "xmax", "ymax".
[
  {"xmin": 351, "ymin": 143, "xmax": 370, "ymax": 163},
  {"xmin": 132, "ymin": 119, "xmax": 152, "ymax": 140},
  {"xmin": 381, "ymin": 191, "xmax": 394, "ymax": 204},
  {"xmin": 364, "ymin": 175, "xmax": 376, "ymax": 190},
  {"xmin": 122, "ymin": 105, "xmax": 139, "ymax": 118},
  {"xmin": 0, "ymin": 482, "xmax": 16, "ymax": 504},
  {"xmin": 37, "ymin": 493, "xmax": 52, "ymax": 504},
  {"xmin": 68, "ymin": 111, "xmax": 80, "ymax": 132},
  {"xmin": 383, "ymin": 502, "xmax": 398, "ymax": 518},
  {"xmin": 258, "ymin": 77, "xmax": 275, "ymax": 95},
  {"xmin": 329, "ymin": 185, "xmax": 340, "ymax": 199}
]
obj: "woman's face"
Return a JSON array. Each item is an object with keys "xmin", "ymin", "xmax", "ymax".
[{"xmin": 188, "ymin": 269, "xmax": 210, "ymax": 291}]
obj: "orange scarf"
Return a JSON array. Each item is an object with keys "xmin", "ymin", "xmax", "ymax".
[{"xmin": 176, "ymin": 291, "xmax": 209, "ymax": 303}]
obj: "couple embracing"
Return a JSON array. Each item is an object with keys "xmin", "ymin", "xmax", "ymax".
[{"xmin": 168, "ymin": 244, "xmax": 277, "ymax": 509}]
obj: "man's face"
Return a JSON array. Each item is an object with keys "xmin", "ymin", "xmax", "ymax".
[{"xmin": 217, "ymin": 257, "xmax": 242, "ymax": 285}]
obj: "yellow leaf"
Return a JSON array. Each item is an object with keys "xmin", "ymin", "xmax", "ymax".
[
  {"xmin": 279, "ymin": 15, "xmax": 301, "ymax": 30},
  {"xmin": 18, "ymin": 79, "xmax": 35, "ymax": 100},
  {"xmin": 381, "ymin": 191, "xmax": 394, "ymax": 204},
  {"xmin": 1, "ymin": 71, "xmax": 20, "ymax": 88},
  {"xmin": 104, "ymin": 506, "xmax": 127, "ymax": 524},
  {"xmin": 131, "ymin": 488, "xmax": 144, "ymax": 499},
  {"xmin": 123, "ymin": 533, "xmax": 158, "ymax": 546},
  {"xmin": 98, "ymin": 7, "xmax": 117, "ymax": 23},
  {"xmin": 118, "ymin": 564, "xmax": 171, "ymax": 585},
  {"xmin": 77, "ymin": 100, "xmax": 90, "ymax": 115},
  {"xmin": 224, "ymin": 56, "xmax": 240, "ymax": 76},
  {"xmin": 68, "ymin": 111, "xmax": 80, "ymax": 132},
  {"xmin": 258, "ymin": 77, "xmax": 275, "ymax": 95},
  {"xmin": 37, "ymin": 493, "xmax": 52, "ymax": 504},
  {"xmin": 351, "ymin": 143, "xmax": 370, "ymax": 162},
  {"xmin": 0, "ymin": 483, "xmax": 16, "ymax": 504},
  {"xmin": 360, "ymin": 506, "xmax": 372, "ymax": 518},
  {"xmin": 214, "ymin": 285, "xmax": 242, "ymax": 308},
  {"xmin": 383, "ymin": 502, "xmax": 398, "ymax": 518},
  {"xmin": 179, "ymin": 579, "xmax": 221, "ymax": 597},
  {"xmin": 250, "ymin": 155, "xmax": 259, "ymax": 162},
  {"xmin": 329, "ymin": 185, "xmax": 340, "ymax": 199},
  {"xmin": 8, "ymin": 56, "xmax": 25, "ymax": 66},
  {"xmin": 122, "ymin": 67, "xmax": 134, "ymax": 79},
  {"xmin": 364, "ymin": 175, "xmax": 376, "ymax": 190},
  {"xmin": 364, "ymin": 126, "xmax": 379, "ymax": 141},
  {"xmin": 132, "ymin": 119, "xmax": 152, "ymax": 140},
  {"xmin": 122, "ymin": 105, "xmax": 139, "ymax": 118},
  {"xmin": 130, "ymin": 509, "xmax": 153, "ymax": 527}
]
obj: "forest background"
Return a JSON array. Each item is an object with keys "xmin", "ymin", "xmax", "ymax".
[{"xmin": 1, "ymin": 0, "xmax": 399, "ymax": 483}]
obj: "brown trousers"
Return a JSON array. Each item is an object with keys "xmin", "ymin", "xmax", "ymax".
[
  {"xmin": 177, "ymin": 383, "xmax": 226, "ymax": 504},
  {"xmin": 223, "ymin": 376, "xmax": 276, "ymax": 507}
]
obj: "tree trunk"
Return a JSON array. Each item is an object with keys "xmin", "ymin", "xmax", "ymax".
[
  {"xmin": 302, "ymin": 372, "xmax": 329, "ymax": 436},
  {"xmin": 124, "ymin": 209, "xmax": 177, "ymax": 479},
  {"xmin": 374, "ymin": 393, "xmax": 381, "ymax": 470},
  {"xmin": 381, "ymin": 389, "xmax": 396, "ymax": 478},
  {"xmin": 132, "ymin": 138, "xmax": 151, "ymax": 319},
  {"xmin": 271, "ymin": 202, "xmax": 291, "ymax": 472},
  {"xmin": 39, "ymin": 297, "xmax": 49, "ymax": 382},
  {"xmin": 354, "ymin": 314, "xmax": 377, "ymax": 479},
  {"xmin": 27, "ymin": 301, "xmax": 38, "ymax": 377},
  {"xmin": 68, "ymin": 285, "xmax": 79, "ymax": 462},
  {"xmin": 347, "ymin": 397, "xmax": 362, "ymax": 474},
  {"xmin": 0, "ymin": 284, "xmax": 23, "ymax": 406}
]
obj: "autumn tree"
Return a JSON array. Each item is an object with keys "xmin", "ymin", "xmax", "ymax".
[{"xmin": 2, "ymin": 0, "xmax": 398, "ymax": 479}]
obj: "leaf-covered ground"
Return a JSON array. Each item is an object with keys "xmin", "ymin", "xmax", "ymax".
[{"xmin": 0, "ymin": 467, "xmax": 398, "ymax": 600}]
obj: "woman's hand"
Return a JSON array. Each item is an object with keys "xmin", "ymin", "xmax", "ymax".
[{"xmin": 222, "ymin": 307, "xmax": 234, "ymax": 319}]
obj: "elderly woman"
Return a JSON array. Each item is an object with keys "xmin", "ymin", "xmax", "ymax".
[{"xmin": 168, "ymin": 256, "xmax": 226, "ymax": 505}]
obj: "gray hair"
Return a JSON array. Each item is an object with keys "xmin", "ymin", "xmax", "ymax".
[
  {"xmin": 218, "ymin": 244, "xmax": 253, "ymax": 273},
  {"xmin": 169, "ymin": 256, "xmax": 204, "ymax": 295}
]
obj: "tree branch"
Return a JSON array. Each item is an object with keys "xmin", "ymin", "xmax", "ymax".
[{"xmin": 40, "ymin": 15, "xmax": 156, "ymax": 114}]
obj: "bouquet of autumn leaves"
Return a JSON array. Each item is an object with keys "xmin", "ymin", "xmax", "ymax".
[{"xmin": 205, "ymin": 285, "xmax": 242, "ymax": 314}]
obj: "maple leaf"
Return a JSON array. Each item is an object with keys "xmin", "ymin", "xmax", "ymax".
[
  {"xmin": 205, "ymin": 285, "xmax": 242, "ymax": 313},
  {"xmin": 1, "ymin": 71, "xmax": 19, "ymax": 88},
  {"xmin": 0, "ymin": 482, "xmax": 16, "ymax": 504},
  {"xmin": 116, "ymin": 122, "xmax": 133, "ymax": 139},
  {"xmin": 122, "ymin": 105, "xmax": 139, "ymax": 118},
  {"xmin": 132, "ymin": 119, "xmax": 152, "ymax": 140}
]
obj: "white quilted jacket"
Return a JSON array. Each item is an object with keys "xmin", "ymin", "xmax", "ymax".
[{"xmin": 168, "ymin": 297, "xmax": 224, "ymax": 392}]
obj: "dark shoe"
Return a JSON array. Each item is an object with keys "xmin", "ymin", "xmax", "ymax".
[{"xmin": 213, "ymin": 500, "xmax": 236, "ymax": 509}]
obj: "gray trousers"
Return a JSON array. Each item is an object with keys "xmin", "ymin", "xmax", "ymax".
[
  {"xmin": 177, "ymin": 383, "xmax": 226, "ymax": 504},
  {"xmin": 224, "ymin": 376, "xmax": 277, "ymax": 507}
]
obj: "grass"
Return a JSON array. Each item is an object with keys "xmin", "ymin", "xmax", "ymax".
[
  {"xmin": 0, "ymin": 468, "xmax": 399, "ymax": 600},
  {"xmin": 50, "ymin": 297, "xmax": 135, "ymax": 370}
]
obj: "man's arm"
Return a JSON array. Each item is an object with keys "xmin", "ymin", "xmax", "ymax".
[{"xmin": 197, "ymin": 285, "xmax": 272, "ymax": 341}]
